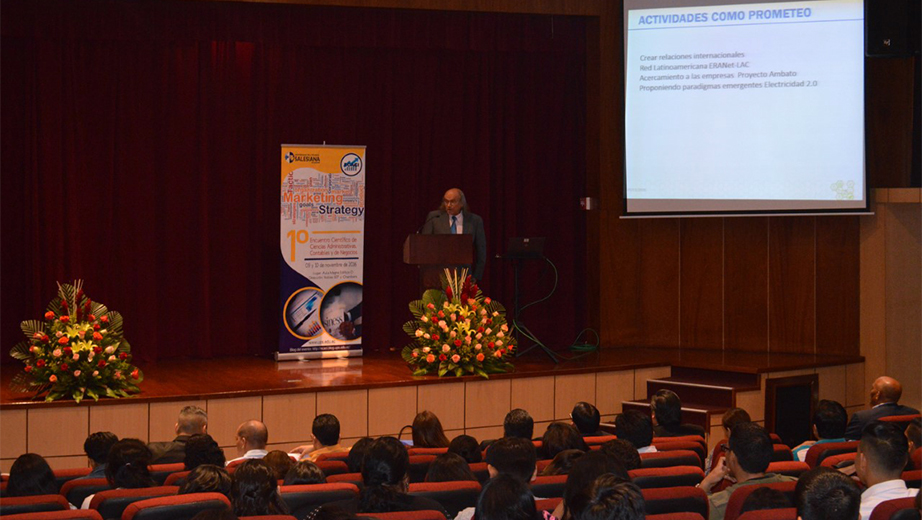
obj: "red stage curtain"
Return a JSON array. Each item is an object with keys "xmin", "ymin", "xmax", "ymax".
[{"xmin": 1, "ymin": 0, "xmax": 588, "ymax": 362}]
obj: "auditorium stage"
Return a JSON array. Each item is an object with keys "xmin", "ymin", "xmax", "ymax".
[{"xmin": 0, "ymin": 347, "xmax": 865, "ymax": 472}]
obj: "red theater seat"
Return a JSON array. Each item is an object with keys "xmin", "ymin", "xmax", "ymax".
[
  {"xmin": 869, "ymin": 497, "xmax": 921, "ymax": 520},
  {"xmin": 804, "ymin": 441, "xmax": 859, "ymax": 468},
  {"xmin": 648, "ymin": 514, "xmax": 707, "ymax": 520},
  {"xmin": 769, "ymin": 434, "xmax": 783, "ymax": 444},
  {"xmin": 409, "ymin": 480, "xmax": 481, "ymax": 518},
  {"xmin": 88, "ymin": 486, "xmax": 178, "ymax": 520},
  {"xmin": 766, "ymin": 461, "xmax": 810, "ymax": 478},
  {"xmin": 879, "ymin": 415, "xmax": 922, "ymax": 430},
  {"xmin": 902, "ymin": 470, "xmax": 921, "ymax": 488},
  {"xmin": 820, "ymin": 452, "xmax": 856, "ymax": 468},
  {"xmin": 911, "ymin": 448, "xmax": 921, "ymax": 471},
  {"xmin": 163, "ymin": 471, "xmax": 191, "ymax": 486},
  {"xmin": 642, "ymin": 486, "xmax": 709, "ymax": 517},
  {"xmin": 535, "ymin": 498, "xmax": 562, "ymax": 513},
  {"xmin": 357, "ymin": 511, "xmax": 447, "ymax": 520},
  {"xmin": 409, "ymin": 455, "xmax": 436, "ymax": 483},
  {"xmin": 771, "ymin": 444, "xmax": 793, "ymax": 462},
  {"xmin": 238, "ymin": 517, "xmax": 298, "ymax": 520},
  {"xmin": 52, "ymin": 468, "xmax": 92, "ymax": 491},
  {"xmin": 279, "ymin": 483, "xmax": 359, "ymax": 519},
  {"xmin": 314, "ymin": 453, "xmax": 350, "ymax": 464},
  {"xmin": 147, "ymin": 464, "xmax": 185, "ymax": 485},
  {"xmin": 408, "ymin": 447, "xmax": 449, "ymax": 456},
  {"xmin": 723, "ymin": 480, "xmax": 797, "ymax": 520},
  {"xmin": 2, "ymin": 511, "xmax": 104, "ymax": 520},
  {"xmin": 738, "ymin": 509, "xmax": 798, "ymax": 520},
  {"xmin": 629, "ymin": 466, "xmax": 704, "ymax": 489},
  {"xmin": 0, "ymin": 495, "xmax": 71, "ymax": 516},
  {"xmin": 641, "ymin": 450, "xmax": 701, "ymax": 469},
  {"xmin": 653, "ymin": 441, "xmax": 707, "ymax": 467},
  {"xmin": 59, "ymin": 478, "xmax": 111, "ymax": 508},
  {"xmin": 530, "ymin": 475, "xmax": 568, "ymax": 499},
  {"xmin": 314, "ymin": 460, "xmax": 349, "ymax": 477},
  {"xmin": 468, "ymin": 462, "xmax": 490, "ymax": 483},
  {"xmin": 584, "ymin": 435, "xmax": 618, "ymax": 445},
  {"xmin": 121, "ymin": 492, "xmax": 231, "ymax": 520},
  {"xmin": 326, "ymin": 472, "xmax": 363, "ymax": 487}
]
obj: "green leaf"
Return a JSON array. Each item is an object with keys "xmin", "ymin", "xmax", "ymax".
[
  {"xmin": 437, "ymin": 365, "xmax": 448, "ymax": 377},
  {"xmin": 72, "ymin": 389, "xmax": 84, "ymax": 403},
  {"xmin": 462, "ymin": 363, "xmax": 473, "ymax": 373},
  {"xmin": 105, "ymin": 388, "xmax": 118, "ymax": 399},
  {"xmin": 45, "ymin": 390, "xmax": 65, "ymax": 402},
  {"xmin": 9, "ymin": 371, "xmax": 35, "ymax": 393},
  {"xmin": 10, "ymin": 341, "xmax": 32, "ymax": 361},
  {"xmin": 409, "ymin": 301, "xmax": 427, "ymax": 318},
  {"xmin": 20, "ymin": 320, "xmax": 45, "ymax": 339},
  {"xmin": 403, "ymin": 320, "xmax": 421, "ymax": 336},
  {"xmin": 454, "ymin": 367, "xmax": 463, "ymax": 377},
  {"xmin": 475, "ymin": 368, "xmax": 489, "ymax": 379},
  {"xmin": 87, "ymin": 389, "xmax": 99, "ymax": 401},
  {"xmin": 412, "ymin": 368, "xmax": 431, "ymax": 376}
]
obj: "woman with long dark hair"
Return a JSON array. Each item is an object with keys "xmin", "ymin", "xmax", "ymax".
[
  {"xmin": 475, "ymin": 473, "xmax": 543, "ymax": 520},
  {"xmin": 81, "ymin": 438, "xmax": 157, "ymax": 508},
  {"xmin": 412, "ymin": 411, "xmax": 450, "ymax": 448},
  {"xmin": 231, "ymin": 459, "xmax": 289, "ymax": 517},
  {"xmin": 6, "ymin": 453, "xmax": 57, "ymax": 496}
]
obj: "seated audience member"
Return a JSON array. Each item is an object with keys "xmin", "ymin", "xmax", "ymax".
[
  {"xmin": 148, "ymin": 405, "xmax": 208, "ymax": 464},
  {"xmin": 856, "ymin": 421, "xmax": 920, "ymax": 520},
  {"xmin": 739, "ymin": 487, "xmax": 792, "ymax": 514},
  {"xmin": 179, "ymin": 464, "xmax": 232, "ymax": 498},
  {"xmin": 83, "ymin": 438, "xmax": 156, "ymax": 508},
  {"xmin": 572, "ymin": 402, "xmax": 606, "ymax": 437},
  {"xmin": 291, "ymin": 414, "xmax": 350, "ymax": 462},
  {"xmin": 481, "ymin": 408, "xmax": 535, "ymax": 449},
  {"xmin": 346, "ymin": 437, "xmax": 374, "ymax": 472},
  {"xmin": 78, "ymin": 432, "xmax": 118, "ymax": 480},
  {"xmin": 845, "ymin": 376, "xmax": 920, "ymax": 440},
  {"xmin": 706, "ymin": 407, "xmax": 753, "ymax": 472},
  {"xmin": 793, "ymin": 400, "xmax": 849, "ymax": 462},
  {"xmin": 284, "ymin": 460, "xmax": 327, "ymax": 486},
  {"xmin": 697, "ymin": 422, "xmax": 796, "ymax": 520},
  {"xmin": 231, "ymin": 459, "xmax": 289, "ymax": 517},
  {"xmin": 455, "ymin": 437, "xmax": 539, "ymax": 520},
  {"xmin": 185, "ymin": 433, "xmax": 226, "ymax": 470},
  {"xmin": 264, "ymin": 450, "xmax": 294, "ymax": 480},
  {"xmin": 314, "ymin": 436, "xmax": 447, "ymax": 517},
  {"xmin": 795, "ymin": 466, "xmax": 861, "ymax": 520},
  {"xmin": 227, "ymin": 420, "xmax": 269, "ymax": 466},
  {"xmin": 542, "ymin": 422, "xmax": 589, "ymax": 459},
  {"xmin": 614, "ymin": 410, "xmax": 656, "ymax": 453},
  {"xmin": 474, "ymin": 473, "xmax": 542, "ymax": 520},
  {"xmin": 412, "ymin": 410, "xmax": 451, "ymax": 448},
  {"xmin": 426, "ymin": 452, "xmax": 478, "ymax": 482},
  {"xmin": 554, "ymin": 451, "xmax": 629, "ymax": 520},
  {"xmin": 599, "ymin": 439, "xmax": 641, "ymax": 472},
  {"xmin": 572, "ymin": 473, "xmax": 645, "ymax": 520},
  {"xmin": 541, "ymin": 449, "xmax": 586, "ymax": 476},
  {"xmin": 6, "ymin": 453, "xmax": 58, "ymax": 497},
  {"xmin": 650, "ymin": 389, "xmax": 706, "ymax": 438},
  {"xmin": 449, "ymin": 434, "xmax": 483, "ymax": 463},
  {"xmin": 190, "ymin": 509, "xmax": 238, "ymax": 520},
  {"xmin": 905, "ymin": 418, "xmax": 921, "ymax": 455}
]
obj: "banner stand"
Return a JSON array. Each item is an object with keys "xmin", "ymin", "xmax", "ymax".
[{"xmin": 277, "ymin": 144, "xmax": 366, "ymax": 360}]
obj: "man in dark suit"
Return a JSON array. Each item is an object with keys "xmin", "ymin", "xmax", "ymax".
[
  {"xmin": 845, "ymin": 376, "xmax": 920, "ymax": 440},
  {"xmin": 421, "ymin": 188, "xmax": 487, "ymax": 281},
  {"xmin": 147, "ymin": 405, "xmax": 208, "ymax": 464}
]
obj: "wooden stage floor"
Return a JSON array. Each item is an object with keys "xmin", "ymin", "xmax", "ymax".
[{"xmin": 0, "ymin": 347, "xmax": 863, "ymax": 408}]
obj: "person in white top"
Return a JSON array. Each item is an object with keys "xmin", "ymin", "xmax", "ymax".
[
  {"xmin": 226, "ymin": 420, "xmax": 269, "ymax": 466},
  {"xmin": 855, "ymin": 421, "xmax": 919, "ymax": 520}
]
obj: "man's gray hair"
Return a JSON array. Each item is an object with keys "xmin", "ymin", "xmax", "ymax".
[{"xmin": 177, "ymin": 405, "xmax": 208, "ymax": 434}]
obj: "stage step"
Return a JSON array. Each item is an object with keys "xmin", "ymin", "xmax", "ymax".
[{"xmin": 621, "ymin": 400, "xmax": 720, "ymax": 433}]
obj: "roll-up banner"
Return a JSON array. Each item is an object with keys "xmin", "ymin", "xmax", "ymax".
[{"xmin": 278, "ymin": 144, "xmax": 365, "ymax": 360}]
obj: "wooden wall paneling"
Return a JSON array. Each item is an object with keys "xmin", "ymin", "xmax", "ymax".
[
  {"xmin": 262, "ymin": 393, "xmax": 316, "ymax": 444},
  {"xmin": 510, "ymin": 376, "xmax": 555, "ymax": 423},
  {"xmin": 631, "ymin": 219, "xmax": 681, "ymax": 348},
  {"xmin": 465, "ymin": 425, "xmax": 504, "ymax": 442},
  {"xmin": 845, "ymin": 363, "xmax": 867, "ymax": 409},
  {"xmin": 602, "ymin": 218, "xmax": 641, "ymax": 345},
  {"xmin": 859, "ymin": 197, "xmax": 887, "ymax": 389},
  {"xmin": 464, "ymin": 379, "xmax": 511, "ymax": 428},
  {"xmin": 633, "ymin": 366, "xmax": 671, "ymax": 400},
  {"xmin": 680, "ymin": 218, "xmax": 724, "ymax": 349},
  {"xmin": 768, "ymin": 217, "xmax": 816, "ymax": 353},
  {"xmin": 207, "ymin": 396, "xmax": 264, "ymax": 447},
  {"xmin": 585, "ymin": 15, "xmax": 602, "ymax": 336},
  {"xmin": 368, "ymin": 386, "xmax": 417, "ymax": 437},
  {"xmin": 1, "ymin": 409, "xmax": 27, "ymax": 460},
  {"xmin": 148, "ymin": 400, "xmax": 207, "ymax": 444},
  {"xmin": 88, "ymin": 402, "xmax": 149, "ymax": 442},
  {"xmin": 815, "ymin": 365, "xmax": 847, "ymax": 405},
  {"xmin": 28, "ymin": 407, "xmax": 88, "ymax": 457},
  {"xmin": 723, "ymin": 218, "xmax": 769, "ymax": 352},
  {"xmin": 815, "ymin": 216, "xmax": 860, "ymax": 355},
  {"xmin": 884, "ymin": 203, "xmax": 922, "ymax": 412},
  {"xmin": 865, "ymin": 58, "xmax": 916, "ymax": 188},
  {"xmin": 553, "ymin": 373, "xmax": 596, "ymax": 420},
  {"xmin": 45, "ymin": 456, "xmax": 89, "ymax": 471},
  {"xmin": 418, "ymin": 382, "xmax": 465, "ymax": 431},
  {"xmin": 595, "ymin": 370, "xmax": 633, "ymax": 416},
  {"xmin": 317, "ymin": 390, "xmax": 368, "ymax": 439}
]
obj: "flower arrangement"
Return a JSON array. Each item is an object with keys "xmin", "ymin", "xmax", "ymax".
[
  {"xmin": 9, "ymin": 281, "xmax": 142, "ymax": 402},
  {"xmin": 402, "ymin": 269, "xmax": 515, "ymax": 378}
]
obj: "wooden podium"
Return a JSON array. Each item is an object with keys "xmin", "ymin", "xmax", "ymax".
[{"xmin": 403, "ymin": 234, "xmax": 473, "ymax": 292}]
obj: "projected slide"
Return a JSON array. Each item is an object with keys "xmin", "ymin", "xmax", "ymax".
[{"xmin": 624, "ymin": 0, "xmax": 865, "ymax": 215}]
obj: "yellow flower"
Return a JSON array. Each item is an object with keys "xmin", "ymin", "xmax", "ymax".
[
  {"xmin": 65, "ymin": 323, "xmax": 93, "ymax": 338},
  {"xmin": 72, "ymin": 340, "xmax": 94, "ymax": 352}
]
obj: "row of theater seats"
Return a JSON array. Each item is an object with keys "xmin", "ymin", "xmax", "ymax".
[{"xmin": 2, "ymin": 433, "xmax": 920, "ymax": 520}]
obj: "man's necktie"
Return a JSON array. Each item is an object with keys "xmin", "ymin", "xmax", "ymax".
[{"xmin": 450, "ymin": 216, "xmax": 458, "ymax": 234}]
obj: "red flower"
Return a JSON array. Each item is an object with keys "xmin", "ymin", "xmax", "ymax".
[
  {"xmin": 438, "ymin": 311, "xmax": 445, "ymax": 318},
  {"xmin": 445, "ymin": 287, "xmax": 453, "ymax": 300},
  {"xmin": 59, "ymin": 315, "xmax": 70, "ymax": 323},
  {"xmin": 88, "ymin": 314, "xmax": 96, "ymax": 321},
  {"xmin": 24, "ymin": 365, "xmax": 32, "ymax": 373},
  {"xmin": 58, "ymin": 337, "xmax": 69, "ymax": 345},
  {"xmin": 477, "ymin": 327, "xmax": 484, "ymax": 333},
  {"xmin": 484, "ymin": 297, "xmax": 491, "ymax": 304},
  {"xmin": 488, "ymin": 342, "xmax": 495, "ymax": 349},
  {"xmin": 36, "ymin": 359, "xmax": 46, "ymax": 368},
  {"xmin": 93, "ymin": 346, "xmax": 102, "ymax": 354},
  {"xmin": 97, "ymin": 360, "xmax": 106, "ymax": 368},
  {"xmin": 439, "ymin": 354, "xmax": 448, "ymax": 362},
  {"xmin": 44, "ymin": 311, "xmax": 55, "ymax": 320},
  {"xmin": 61, "ymin": 300, "xmax": 68, "ymax": 309},
  {"xmin": 49, "ymin": 374, "xmax": 57, "ymax": 383},
  {"xmin": 131, "ymin": 369, "xmax": 139, "ymax": 379},
  {"xmin": 119, "ymin": 352, "xmax": 128, "ymax": 360},
  {"xmin": 63, "ymin": 347, "xmax": 73, "ymax": 356},
  {"xmin": 60, "ymin": 363, "xmax": 69, "ymax": 371},
  {"xmin": 93, "ymin": 324, "xmax": 101, "ymax": 331},
  {"xmin": 454, "ymin": 339, "xmax": 462, "ymax": 347},
  {"xmin": 100, "ymin": 315, "xmax": 109, "ymax": 323},
  {"xmin": 93, "ymin": 332, "xmax": 103, "ymax": 341},
  {"xmin": 42, "ymin": 335, "xmax": 49, "ymax": 343},
  {"xmin": 476, "ymin": 353, "xmax": 485, "ymax": 362},
  {"xmin": 487, "ymin": 318, "xmax": 493, "ymax": 324},
  {"xmin": 431, "ymin": 334, "xmax": 439, "ymax": 341}
]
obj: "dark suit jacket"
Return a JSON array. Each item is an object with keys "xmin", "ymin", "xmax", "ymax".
[
  {"xmin": 844, "ymin": 402, "xmax": 921, "ymax": 440},
  {"xmin": 148, "ymin": 435, "xmax": 192, "ymax": 465},
  {"xmin": 420, "ymin": 209, "xmax": 486, "ymax": 281}
]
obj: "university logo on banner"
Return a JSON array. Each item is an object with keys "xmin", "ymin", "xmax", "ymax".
[{"xmin": 278, "ymin": 144, "xmax": 366, "ymax": 359}]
